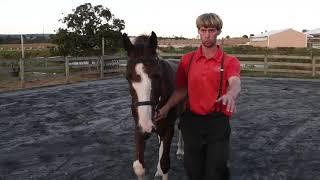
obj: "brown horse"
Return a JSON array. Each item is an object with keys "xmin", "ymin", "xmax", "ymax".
[{"xmin": 123, "ymin": 32, "xmax": 183, "ymax": 180}]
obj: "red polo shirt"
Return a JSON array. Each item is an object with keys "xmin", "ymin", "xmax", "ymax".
[{"xmin": 176, "ymin": 45, "xmax": 240, "ymax": 116}]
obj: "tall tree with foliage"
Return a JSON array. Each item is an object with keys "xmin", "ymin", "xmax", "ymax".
[{"xmin": 52, "ymin": 3, "xmax": 125, "ymax": 56}]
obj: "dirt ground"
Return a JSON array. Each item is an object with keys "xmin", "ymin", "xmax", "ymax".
[{"xmin": 0, "ymin": 76, "xmax": 319, "ymax": 180}]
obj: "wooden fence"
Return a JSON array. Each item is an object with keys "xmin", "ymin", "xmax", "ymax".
[
  {"xmin": 1, "ymin": 53, "xmax": 319, "ymax": 87},
  {"xmin": 0, "ymin": 55, "xmax": 127, "ymax": 87},
  {"xmin": 235, "ymin": 54, "xmax": 320, "ymax": 77},
  {"xmin": 160, "ymin": 53, "xmax": 320, "ymax": 77}
]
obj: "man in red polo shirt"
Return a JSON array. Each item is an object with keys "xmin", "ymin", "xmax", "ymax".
[{"xmin": 155, "ymin": 13, "xmax": 241, "ymax": 180}]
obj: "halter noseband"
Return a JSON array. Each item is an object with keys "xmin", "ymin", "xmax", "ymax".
[
  {"xmin": 133, "ymin": 101, "xmax": 156, "ymax": 107},
  {"xmin": 132, "ymin": 100, "xmax": 160, "ymax": 114}
]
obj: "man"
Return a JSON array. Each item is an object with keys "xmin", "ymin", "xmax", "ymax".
[{"xmin": 155, "ymin": 13, "xmax": 241, "ymax": 180}]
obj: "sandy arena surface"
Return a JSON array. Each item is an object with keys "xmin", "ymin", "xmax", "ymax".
[{"xmin": 0, "ymin": 76, "xmax": 319, "ymax": 180}]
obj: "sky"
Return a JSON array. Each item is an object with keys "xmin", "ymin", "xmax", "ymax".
[{"xmin": 1, "ymin": 0, "xmax": 319, "ymax": 39}]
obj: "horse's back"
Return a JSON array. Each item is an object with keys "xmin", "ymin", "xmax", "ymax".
[
  {"xmin": 161, "ymin": 59, "xmax": 179, "ymax": 80},
  {"xmin": 164, "ymin": 59, "xmax": 178, "ymax": 71},
  {"xmin": 158, "ymin": 59, "xmax": 175, "ymax": 94}
]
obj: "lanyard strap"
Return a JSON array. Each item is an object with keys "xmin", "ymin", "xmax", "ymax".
[
  {"xmin": 217, "ymin": 53, "xmax": 225, "ymax": 100},
  {"xmin": 185, "ymin": 52, "xmax": 195, "ymax": 110},
  {"xmin": 185, "ymin": 52, "xmax": 225, "ymax": 111}
]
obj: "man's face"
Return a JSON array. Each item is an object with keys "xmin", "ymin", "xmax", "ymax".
[{"xmin": 198, "ymin": 27, "xmax": 220, "ymax": 48}]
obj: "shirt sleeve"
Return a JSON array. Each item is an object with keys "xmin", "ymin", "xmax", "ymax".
[
  {"xmin": 226, "ymin": 56, "xmax": 241, "ymax": 80},
  {"xmin": 175, "ymin": 60, "xmax": 187, "ymax": 89}
]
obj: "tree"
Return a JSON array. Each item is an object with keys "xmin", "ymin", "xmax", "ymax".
[
  {"xmin": 52, "ymin": 3, "xmax": 125, "ymax": 56},
  {"xmin": 226, "ymin": 35, "xmax": 230, "ymax": 39},
  {"xmin": 242, "ymin": 35, "xmax": 248, "ymax": 39}
]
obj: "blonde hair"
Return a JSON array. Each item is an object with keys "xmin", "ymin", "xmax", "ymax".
[{"xmin": 196, "ymin": 13, "xmax": 223, "ymax": 31}]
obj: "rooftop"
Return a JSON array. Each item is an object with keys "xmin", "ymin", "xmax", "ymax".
[{"xmin": 253, "ymin": 29, "xmax": 290, "ymax": 38}]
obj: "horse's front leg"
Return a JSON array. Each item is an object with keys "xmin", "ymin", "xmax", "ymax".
[
  {"xmin": 155, "ymin": 126, "xmax": 174, "ymax": 180},
  {"xmin": 133, "ymin": 127, "xmax": 146, "ymax": 180}
]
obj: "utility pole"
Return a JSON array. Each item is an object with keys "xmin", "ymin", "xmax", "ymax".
[
  {"xmin": 21, "ymin": 34, "xmax": 25, "ymax": 59},
  {"xmin": 20, "ymin": 34, "xmax": 25, "ymax": 87}
]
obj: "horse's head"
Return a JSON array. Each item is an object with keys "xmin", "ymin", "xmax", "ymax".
[{"xmin": 123, "ymin": 32, "xmax": 162, "ymax": 133}]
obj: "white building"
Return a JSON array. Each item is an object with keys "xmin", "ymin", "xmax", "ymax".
[{"xmin": 305, "ymin": 28, "xmax": 320, "ymax": 49}]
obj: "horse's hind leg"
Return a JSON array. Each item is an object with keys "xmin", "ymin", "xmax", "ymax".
[
  {"xmin": 175, "ymin": 104, "xmax": 185, "ymax": 158},
  {"xmin": 155, "ymin": 126, "xmax": 174, "ymax": 180},
  {"xmin": 133, "ymin": 128, "xmax": 146, "ymax": 180},
  {"xmin": 176, "ymin": 117, "xmax": 184, "ymax": 159}
]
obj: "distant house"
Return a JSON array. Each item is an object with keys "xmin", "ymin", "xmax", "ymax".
[
  {"xmin": 305, "ymin": 28, "xmax": 320, "ymax": 49},
  {"xmin": 249, "ymin": 28, "xmax": 307, "ymax": 48},
  {"xmin": 306, "ymin": 28, "xmax": 320, "ymax": 37}
]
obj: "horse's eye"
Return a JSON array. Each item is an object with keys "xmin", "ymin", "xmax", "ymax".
[
  {"xmin": 127, "ymin": 73, "xmax": 141, "ymax": 82},
  {"xmin": 126, "ymin": 73, "xmax": 132, "ymax": 80}
]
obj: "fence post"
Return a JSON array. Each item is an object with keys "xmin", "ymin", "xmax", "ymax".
[
  {"xmin": 88, "ymin": 60, "xmax": 92, "ymax": 73},
  {"xmin": 100, "ymin": 56, "xmax": 104, "ymax": 78},
  {"xmin": 312, "ymin": 55, "xmax": 316, "ymax": 77},
  {"xmin": 65, "ymin": 57, "xmax": 70, "ymax": 83},
  {"xmin": 264, "ymin": 54, "xmax": 268, "ymax": 75},
  {"xmin": 44, "ymin": 58, "xmax": 48, "ymax": 70},
  {"xmin": 19, "ymin": 58, "xmax": 24, "ymax": 87}
]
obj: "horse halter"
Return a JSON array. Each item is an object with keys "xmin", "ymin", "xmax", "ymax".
[
  {"xmin": 133, "ymin": 101, "xmax": 160, "ymax": 112},
  {"xmin": 132, "ymin": 99, "xmax": 160, "ymax": 135},
  {"xmin": 131, "ymin": 95, "xmax": 161, "ymax": 124},
  {"xmin": 130, "ymin": 56, "xmax": 162, "ymax": 118}
]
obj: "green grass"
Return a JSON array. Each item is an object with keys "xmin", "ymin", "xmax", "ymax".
[
  {"xmin": 0, "ymin": 49, "xmax": 53, "ymax": 59},
  {"xmin": 159, "ymin": 46, "xmax": 197, "ymax": 54}
]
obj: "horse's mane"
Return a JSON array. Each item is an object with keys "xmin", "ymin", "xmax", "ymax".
[{"xmin": 133, "ymin": 35, "xmax": 149, "ymax": 46}]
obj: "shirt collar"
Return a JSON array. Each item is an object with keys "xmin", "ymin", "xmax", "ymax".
[{"xmin": 194, "ymin": 45, "xmax": 223, "ymax": 62}]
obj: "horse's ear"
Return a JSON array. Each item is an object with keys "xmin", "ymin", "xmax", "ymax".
[
  {"xmin": 148, "ymin": 31, "xmax": 158, "ymax": 50},
  {"xmin": 122, "ymin": 33, "xmax": 133, "ymax": 52}
]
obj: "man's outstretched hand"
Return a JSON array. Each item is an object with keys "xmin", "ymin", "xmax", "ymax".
[{"xmin": 216, "ymin": 93, "xmax": 237, "ymax": 113}]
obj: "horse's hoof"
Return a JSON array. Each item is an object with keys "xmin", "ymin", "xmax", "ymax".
[
  {"xmin": 176, "ymin": 149, "xmax": 184, "ymax": 158},
  {"xmin": 154, "ymin": 170, "xmax": 162, "ymax": 177},
  {"xmin": 176, "ymin": 150, "xmax": 184, "ymax": 160},
  {"xmin": 176, "ymin": 154, "xmax": 183, "ymax": 160}
]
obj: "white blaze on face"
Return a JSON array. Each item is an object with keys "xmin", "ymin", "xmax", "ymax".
[{"xmin": 132, "ymin": 63, "xmax": 154, "ymax": 133}]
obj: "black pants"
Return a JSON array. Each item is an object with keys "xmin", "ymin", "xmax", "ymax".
[{"xmin": 179, "ymin": 111, "xmax": 231, "ymax": 180}]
